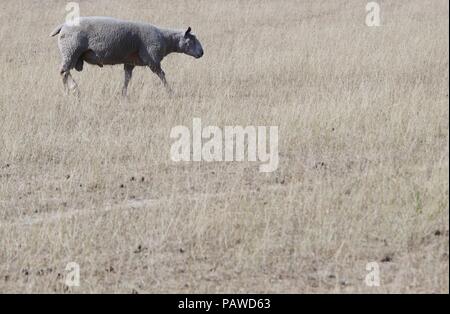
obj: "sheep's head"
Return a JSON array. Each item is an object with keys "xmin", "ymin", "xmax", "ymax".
[{"xmin": 179, "ymin": 27, "xmax": 204, "ymax": 59}]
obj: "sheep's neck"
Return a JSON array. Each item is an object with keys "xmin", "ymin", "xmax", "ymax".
[{"xmin": 163, "ymin": 31, "xmax": 183, "ymax": 57}]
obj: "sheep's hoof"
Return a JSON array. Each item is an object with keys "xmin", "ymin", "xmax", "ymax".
[{"xmin": 119, "ymin": 94, "xmax": 130, "ymax": 105}]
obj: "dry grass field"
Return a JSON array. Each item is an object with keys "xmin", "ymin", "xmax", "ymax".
[{"xmin": 0, "ymin": 0, "xmax": 448, "ymax": 293}]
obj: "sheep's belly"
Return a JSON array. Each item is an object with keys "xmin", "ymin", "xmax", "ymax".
[
  {"xmin": 84, "ymin": 50, "xmax": 145, "ymax": 66},
  {"xmin": 123, "ymin": 51, "xmax": 145, "ymax": 66}
]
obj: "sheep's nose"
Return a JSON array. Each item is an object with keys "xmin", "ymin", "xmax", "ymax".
[{"xmin": 198, "ymin": 50, "xmax": 204, "ymax": 58}]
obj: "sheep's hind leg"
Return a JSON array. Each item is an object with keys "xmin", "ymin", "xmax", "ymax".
[
  {"xmin": 122, "ymin": 64, "xmax": 135, "ymax": 97},
  {"xmin": 60, "ymin": 55, "xmax": 81, "ymax": 96},
  {"xmin": 61, "ymin": 70, "xmax": 80, "ymax": 96},
  {"xmin": 61, "ymin": 70, "xmax": 69, "ymax": 94}
]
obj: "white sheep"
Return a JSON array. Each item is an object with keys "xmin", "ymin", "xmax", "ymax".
[{"xmin": 50, "ymin": 17, "xmax": 204, "ymax": 96}]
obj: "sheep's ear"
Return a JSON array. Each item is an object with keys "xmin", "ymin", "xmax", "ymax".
[{"xmin": 184, "ymin": 27, "xmax": 192, "ymax": 37}]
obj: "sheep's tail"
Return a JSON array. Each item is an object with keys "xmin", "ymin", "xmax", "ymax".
[{"xmin": 49, "ymin": 24, "xmax": 64, "ymax": 37}]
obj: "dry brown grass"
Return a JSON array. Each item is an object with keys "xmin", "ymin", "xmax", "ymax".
[{"xmin": 0, "ymin": 0, "xmax": 448, "ymax": 293}]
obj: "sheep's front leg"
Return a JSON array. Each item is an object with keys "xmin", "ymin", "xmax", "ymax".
[
  {"xmin": 149, "ymin": 64, "xmax": 172, "ymax": 94},
  {"xmin": 123, "ymin": 64, "xmax": 135, "ymax": 97}
]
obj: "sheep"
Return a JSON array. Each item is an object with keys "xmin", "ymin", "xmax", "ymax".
[{"xmin": 50, "ymin": 16, "xmax": 204, "ymax": 96}]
